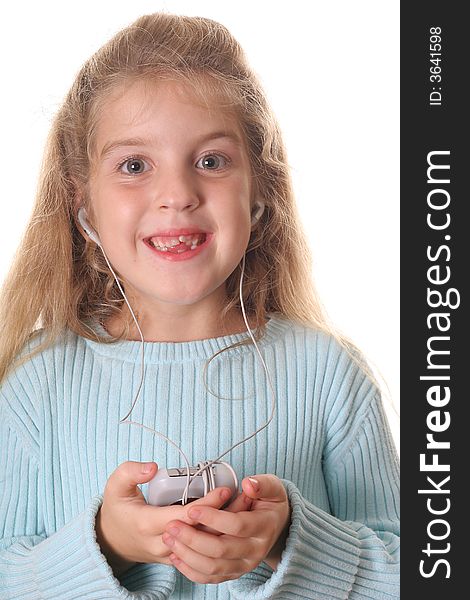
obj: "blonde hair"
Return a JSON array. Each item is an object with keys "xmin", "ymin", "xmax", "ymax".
[{"xmin": 0, "ymin": 12, "xmax": 333, "ymax": 384}]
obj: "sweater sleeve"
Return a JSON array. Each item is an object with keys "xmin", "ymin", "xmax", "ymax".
[
  {"xmin": 0, "ymin": 389, "xmax": 176, "ymax": 599},
  {"xmin": 229, "ymin": 394, "xmax": 400, "ymax": 599}
]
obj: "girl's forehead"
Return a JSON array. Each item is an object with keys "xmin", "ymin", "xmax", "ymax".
[
  {"xmin": 99, "ymin": 77, "xmax": 241, "ymax": 126},
  {"xmin": 90, "ymin": 77, "xmax": 246, "ymax": 153}
]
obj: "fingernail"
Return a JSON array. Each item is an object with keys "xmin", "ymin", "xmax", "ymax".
[
  {"xmin": 221, "ymin": 488, "xmax": 231, "ymax": 501},
  {"xmin": 248, "ymin": 477, "xmax": 259, "ymax": 491},
  {"xmin": 168, "ymin": 527, "xmax": 180, "ymax": 537},
  {"xmin": 141, "ymin": 462, "xmax": 154, "ymax": 473},
  {"xmin": 188, "ymin": 508, "xmax": 201, "ymax": 520},
  {"xmin": 163, "ymin": 533, "xmax": 175, "ymax": 547}
]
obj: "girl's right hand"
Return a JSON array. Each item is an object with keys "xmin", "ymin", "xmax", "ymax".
[{"xmin": 95, "ymin": 461, "xmax": 234, "ymax": 576}]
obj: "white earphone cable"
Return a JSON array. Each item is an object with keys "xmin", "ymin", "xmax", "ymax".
[{"xmin": 100, "ymin": 247, "xmax": 276, "ymax": 504}]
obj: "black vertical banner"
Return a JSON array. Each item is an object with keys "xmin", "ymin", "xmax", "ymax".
[{"xmin": 401, "ymin": 2, "xmax": 466, "ymax": 598}]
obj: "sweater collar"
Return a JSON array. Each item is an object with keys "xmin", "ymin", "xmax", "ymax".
[{"xmin": 83, "ymin": 314, "xmax": 290, "ymax": 364}]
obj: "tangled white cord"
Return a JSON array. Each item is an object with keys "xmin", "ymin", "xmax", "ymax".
[{"xmin": 101, "ymin": 249, "xmax": 276, "ymax": 505}]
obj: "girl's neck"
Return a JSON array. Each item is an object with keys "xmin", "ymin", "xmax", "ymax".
[{"xmin": 104, "ymin": 307, "xmax": 261, "ymax": 343}]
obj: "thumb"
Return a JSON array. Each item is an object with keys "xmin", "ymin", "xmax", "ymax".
[
  {"xmin": 106, "ymin": 461, "xmax": 158, "ymax": 499},
  {"xmin": 241, "ymin": 474, "xmax": 287, "ymax": 502}
]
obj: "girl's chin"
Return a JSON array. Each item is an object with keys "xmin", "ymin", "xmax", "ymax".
[{"xmin": 116, "ymin": 285, "xmax": 229, "ymax": 315}]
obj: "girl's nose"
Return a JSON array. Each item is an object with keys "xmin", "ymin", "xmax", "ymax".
[{"xmin": 154, "ymin": 169, "xmax": 200, "ymax": 213}]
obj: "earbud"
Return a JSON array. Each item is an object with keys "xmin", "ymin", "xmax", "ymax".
[
  {"xmin": 251, "ymin": 200, "xmax": 265, "ymax": 227},
  {"xmin": 77, "ymin": 208, "xmax": 102, "ymax": 246}
]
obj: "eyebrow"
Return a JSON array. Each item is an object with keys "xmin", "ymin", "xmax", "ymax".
[{"xmin": 100, "ymin": 130, "xmax": 244, "ymax": 159}]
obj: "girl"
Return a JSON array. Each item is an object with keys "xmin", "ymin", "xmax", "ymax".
[{"xmin": 0, "ymin": 12, "xmax": 399, "ymax": 600}]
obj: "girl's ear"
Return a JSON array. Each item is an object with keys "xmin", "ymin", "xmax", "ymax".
[{"xmin": 250, "ymin": 200, "xmax": 265, "ymax": 228}]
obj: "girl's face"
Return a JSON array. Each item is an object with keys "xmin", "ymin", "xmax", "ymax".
[{"xmin": 88, "ymin": 79, "xmax": 253, "ymax": 322}]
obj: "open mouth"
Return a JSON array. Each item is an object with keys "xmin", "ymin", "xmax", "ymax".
[{"xmin": 147, "ymin": 233, "xmax": 207, "ymax": 254}]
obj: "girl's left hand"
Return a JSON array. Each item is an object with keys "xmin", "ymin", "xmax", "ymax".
[{"xmin": 162, "ymin": 474, "xmax": 291, "ymax": 584}]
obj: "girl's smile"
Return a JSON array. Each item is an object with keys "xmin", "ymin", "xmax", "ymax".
[
  {"xmin": 88, "ymin": 79, "xmax": 253, "ymax": 338},
  {"xmin": 144, "ymin": 231, "xmax": 212, "ymax": 262}
]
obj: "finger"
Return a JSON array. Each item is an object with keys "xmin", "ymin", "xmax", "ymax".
[
  {"xmin": 172, "ymin": 487, "xmax": 233, "ymax": 534},
  {"xmin": 138, "ymin": 487, "xmax": 233, "ymax": 536},
  {"xmin": 106, "ymin": 461, "xmax": 158, "ymax": 499},
  {"xmin": 190, "ymin": 486, "xmax": 233, "ymax": 508},
  {"xmin": 225, "ymin": 491, "xmax": 253, "ymax": 513},
  {"xmin": 174, "ymin": 487, "xmax": 233, "ymax": 528},
  {"xmin": 167, "ymin": 538, "xmax": 251, "ymax": 584},
  {"xmin": 140, "ymin": 533, "xmax": 174, "ymax": 564},
  {"xmin": 140, "ymin": 487, "xmax": 229, "ymax": 534},
  {"xmin": 162, "ymin": 521, "xmax": 255, "ymax": 560},
  {"xmin": 185, "ymin": 505, "xmax": 264, "ymax": 537},
  {"xmin": 241, "ymin": 474, "xmax": 287, "ymax": 502},
  {"xmin": 169, "ymin": 553, "xmax": 242, "ymax": 584}
]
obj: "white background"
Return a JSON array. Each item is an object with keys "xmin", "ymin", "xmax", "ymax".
[{"xmin": 0, "ymin": 1, "xmax": 399, "ymax": 448}]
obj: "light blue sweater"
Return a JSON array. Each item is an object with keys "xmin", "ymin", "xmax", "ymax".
[{"xmin": 0, "ymin": 314, "xmax": 399, "ymax": 599}]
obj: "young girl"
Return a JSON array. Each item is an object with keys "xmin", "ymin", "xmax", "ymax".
[{"xmin": 0, "ymin": 12, "xmax": 399, "ymax": 599}]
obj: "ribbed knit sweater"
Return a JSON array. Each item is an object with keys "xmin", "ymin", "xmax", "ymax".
[{"xmin": 0, "ymin": 314, "xmax": 399, "ymax": 599}]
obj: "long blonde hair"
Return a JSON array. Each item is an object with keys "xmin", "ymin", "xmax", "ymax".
[{"xmin": 0, "ymin": 12, "xmax": 332, "ymax": 384}]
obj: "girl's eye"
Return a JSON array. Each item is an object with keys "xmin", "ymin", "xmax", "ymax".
[
  {"xmin": 196, "ymin": 154, "xmax": 228, "ymax": 170},
  {"xmin": 119, "ymin": 158, "xmax": 150, "ymax": 175}
]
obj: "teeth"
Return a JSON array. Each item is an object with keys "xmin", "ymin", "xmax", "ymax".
[
  {"xmin": 149, "ymin": 233, "xmax": 206, "ymax": 252},
  {"xmin": 178, "ymin": 235, "xmax": 200, "ymax": 246}
]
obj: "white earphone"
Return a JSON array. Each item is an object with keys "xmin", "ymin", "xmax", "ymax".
[
  {"xmin": 251, "ymin": 200, "xmax": 265, "ymax": 226},
  {"xmin": 77, "ymin": 207, "xmax": 101, "ymax": 246}
]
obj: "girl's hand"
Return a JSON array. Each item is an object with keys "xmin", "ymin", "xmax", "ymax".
[
  {"xmin": 95, "ymin": 461, "xmax": 233, "ymax": 576},
  {"xmin": 162, "ymin": 474, "xmax": 291, "ymax": 584}
]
